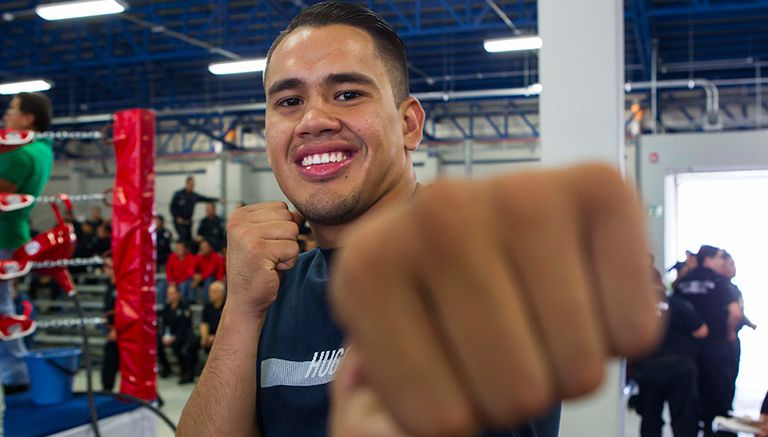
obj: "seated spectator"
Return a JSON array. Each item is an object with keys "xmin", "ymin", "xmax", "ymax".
[
  {"xmin": 157, "ymin": 284, "xmax": 198, "ymax": 384},
  {"xmin": 196, "ymin": 202, "xmax": 226, "ymax": 252},
  {"xmin": 155, "ymin": 214, "xmax": 172, "ymax": 271},
  {"xmin": 193, "ymin": 240, "xmax": 225, "ymax": 303},
  {"xmin": 93, "ymin": 221, "xmax": 111, "ymax": 256},
  {"xmin": 199, "ymin": 280, "xmax": 225, "ymax": 355},
  {"xmin": 166, "ymin": 240, "xmax": 197, "ymax": 302},
  {"xmin": 71, "ymin": 222, "xmax": 98, "ymax": 275},
  {"xmin": 154, "ymin": 214, "xmax": 173, "ymax": 305},
  {"xmin": 100, "ymin": 253, "xmax": 119, "ymax": 392},
  {"xmin": 63, "ymin": 208, "xmax": 82, "ymax": 240},
  {"xmin": 86, "ymin": 206, "xmax": 104, "ymax": 230}
]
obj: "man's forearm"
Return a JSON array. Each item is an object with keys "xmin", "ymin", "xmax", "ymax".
[{"xmin": 177, "ymin": 306, "xmax": 264, "ymax": 436}]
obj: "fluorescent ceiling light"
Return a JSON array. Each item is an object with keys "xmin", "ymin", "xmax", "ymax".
[
  {"xmin": 208, "ymin": 59, "xmax": 267, "ymax": 75},
  {"xmin": 484, "ymin": 35, "xmax": 543, "ymax": 53},
  {"xmin": 526, "ymin": 83, "xmax": 543, "ymax": 95},
  {"xmin": 0, "ymin": 80, "xmax": 53, "ymax": 95},
  {"xmin": 36, "ymin": 0, "xmax": 127, "ymax": 21}
]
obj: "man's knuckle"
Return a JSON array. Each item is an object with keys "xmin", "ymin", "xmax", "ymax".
[{"xmin": 560, "ymin": 355, "xmax": 605, "ymax": 398}]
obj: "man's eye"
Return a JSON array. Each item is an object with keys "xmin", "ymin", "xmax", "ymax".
[
  {"xmin": 278, "ymin": 97, "xmax": 303, "ymax": 107},
  {"xmin": 336, "ymin": 91, "xmax": 361, "ymax": 101}
]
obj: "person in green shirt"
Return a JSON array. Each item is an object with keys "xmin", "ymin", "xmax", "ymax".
[{"xmin": 0, "ymin": 92, "xmax": 54, "ymax": 400}]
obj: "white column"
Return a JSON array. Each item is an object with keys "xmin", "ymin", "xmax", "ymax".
[{"xmin": 538, "ymin": 0, "xmax": 626, "ymax": 436}]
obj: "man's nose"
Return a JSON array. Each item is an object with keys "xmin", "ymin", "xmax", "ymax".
[{"xmin": 296, "ymin": 102, "xmax": 342, "ymax": 138}]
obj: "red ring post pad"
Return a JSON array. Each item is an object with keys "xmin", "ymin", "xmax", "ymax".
[
  {"xmin": 112, "ymin": 109, "xmax": 157, "ymax": 401},
  {"xmin": 0, "ymin": 129, "xmax": 35, "ymax": 154}
]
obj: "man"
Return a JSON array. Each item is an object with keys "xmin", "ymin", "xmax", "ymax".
[
  {"xmin": 178, "ymin": 3, "xmax": 659, "ymax": 436},
  {"xmin": 674, "ymin": 245, "xmax": 742, "ymax": 436},
  {"xmin": 155, "ymin": 214, "xmax": 173, "ymax": 270},
  {"xmin": 166, "ymin": 240, "xmax": 197, "ymax": 302},
  {"xmin": 85, "ymin": 206, "xmax": 104, "ymax": 230},
  {"xmin": 718, "ymin": 252, "xmax": 756, "ymax": 420},
  {"xmin": 0, "ymin": 93, "xmax": 54, "ymax": 401},
  {"xmin": 170, "ymin": 176, "xmax": 217, "ymax": 244},
  {"xmin": 196, "ymin": 202, "xmax": 226, "ymax": 252},
  {"xmin": 634, "ymin": 266, "xmax": 708, "ymax": 437},
  {"xmin": 193, "ymin": 240, "xmax": 225, "ymax": 304},
  {"xmin": 158, "ymin": 283, "xmax": 198, "ymax": 384},
  {"xmin": 199, "ymin": 280, "xmax": 225, "ymax": 355},
  {"xmin": 155, "ymin": 214, "xmax": 173, "ymax": 304}
]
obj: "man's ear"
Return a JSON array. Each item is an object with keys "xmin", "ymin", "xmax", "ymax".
[
  {"xmin": 400, "ymin": 97, "xmax": 425, "ymax": 152},
  {"xmin": 23, "ymin": 113, "xmax": 35, "ymax": 131}
]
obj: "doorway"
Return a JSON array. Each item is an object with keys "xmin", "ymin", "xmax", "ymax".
[{"xmin": 668, "ymin": 170, "xmax": 768, "ymax": 419}]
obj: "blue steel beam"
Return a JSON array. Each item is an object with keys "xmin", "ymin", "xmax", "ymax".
[
  {"xmin": 629, "ymin": 0, "xmax": 652, "ymax": 78},
  {"xmin": 506, "ymin": 101, "xmax": 538, "ymax": 137},
  {"xmin": 178, "ymin": 119, "xmax": 242, "ymax": 151},
  {"xmin": 647, "ymin": 1, "xmax": 768, "ymax": 17}
]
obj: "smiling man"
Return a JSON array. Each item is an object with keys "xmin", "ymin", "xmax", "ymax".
[{"xmin": 178, "ymin": 3, "xmax": 660, "ymax": 436}]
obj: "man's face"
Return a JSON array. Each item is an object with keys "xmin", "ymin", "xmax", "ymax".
[
  {"xmin": 167, "ymin": 286, "xmax": 180, "ymax": 305},
  {"xmin": 3, "ymin": 98, "xmax": 34, "ymax": 131},
  {"xmin": 208, "ymin": 283, "xmax": 224, "ymax": 303},
  {"xmin": 705, "ymin": 250, "xmax": 726, "ymax": 272},
  {"xmin": 174, "ymin": 242, "xmax": 186, "ymax": 256},
  {"xmin": 199, "ymin": 241, "xmax": 211, "ymax": 255},
  {"xmin": 264, "ymin": 24, "xmax": 421, "ymax": 225},
  {"xmin": 724, "ymin": 257, "xmax": 736, "ymax": 279},
  {"xmin": 185, "ymin": 178, "xmax": 195, "ymax": 191},
  {"xmin": 205, "ymin": 203, "xmax": 215, "ymax": 217}
]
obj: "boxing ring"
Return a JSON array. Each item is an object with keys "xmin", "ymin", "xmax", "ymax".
[{"xmin": 1, "ymin": 109, "xmax": 159, "ymax": 435}]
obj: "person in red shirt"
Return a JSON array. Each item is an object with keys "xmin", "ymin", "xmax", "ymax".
[
  {"xmin": 193, "ymin": 240, "xmax": 225, "ymax": 304},
  {"xmin": 166, "ymin": 240, "xmax": 197, "ymax": 302}
]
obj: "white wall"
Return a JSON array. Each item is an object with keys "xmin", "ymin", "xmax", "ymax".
[{"xmin": 638, "ymin": 129, "xmax": 768, "ymax": 271}]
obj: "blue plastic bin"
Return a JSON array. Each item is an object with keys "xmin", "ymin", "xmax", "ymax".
[{"xmin": 24, "ymin": 348, "xmax": 81, "ymax": 405}]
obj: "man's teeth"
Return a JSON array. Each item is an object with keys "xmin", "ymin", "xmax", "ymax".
[{"xmin": 301, "ymin": 152, "xmax": 349, "ymax": 166}]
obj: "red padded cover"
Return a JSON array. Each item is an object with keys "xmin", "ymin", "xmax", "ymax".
[{"xmin": 112, "ymin": 109, "xmax": 157, "ymax": 400}]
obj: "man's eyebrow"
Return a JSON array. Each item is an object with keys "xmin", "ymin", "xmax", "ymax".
[
  {"xmin": 267, "ymin": 78, "xmax": 304, "ymax": 97},
  {"xmin": 323, "ymin": 72, "xmax": 376, "ymax": 88}
]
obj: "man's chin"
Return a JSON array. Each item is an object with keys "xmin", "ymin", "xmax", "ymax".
[{"xmin": 295, "ymin": 195, "xmax": 362, "ymax": 226}]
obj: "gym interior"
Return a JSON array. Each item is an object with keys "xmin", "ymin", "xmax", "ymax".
[{"xmin": 1, "ymin": 0, "xmax": 767, "ymax": 436}]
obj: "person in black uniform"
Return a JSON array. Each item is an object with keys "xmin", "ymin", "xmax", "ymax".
[
  {"xmin": 717, "ymin": 252, "xmax": 757, "ymax": 419},
  {"xmin": 761, "ymin": 392, "xmax": 768, "ymax": 431},
  {"xmin": 158, "ymin": 284, "xmax": 199, "ymax": 384},
  {"xmin": 674, "ymin": 245, "xmax": 743, "ymax": 436},
  {"xmin": 170, "ymin": 176, "xmax": 217, "ymax": 245},
  {"xmin": 196, "ymin": 202, "xmax": 226, "ymax": 252},
  {"xmin": 634, "ymin": 266, "xmax": 708, "ymax": 437},
  {"xmin": 199, "ymin": 280, "xmax": 225, "ymax": 356},
  {"xmin": 155, "ymin": 214, "xmax": 173, "ymax": 270},
  {"xmin": 101, "ymin": 253, "xmax": 119, "ymax": 392}
]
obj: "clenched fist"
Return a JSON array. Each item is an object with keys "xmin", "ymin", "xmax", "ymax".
[
  {"xmin": 329, "ymin": 164, "xmax": 662, "ymax": 436},
  {"xmin": 225, "ymin": 202, "xmax": 303, "ymax": 316}
]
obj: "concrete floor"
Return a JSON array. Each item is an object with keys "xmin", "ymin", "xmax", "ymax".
[
  {"xmin": 72, "ymin": 372, "xmax": 761, "ymax": 437},
  {"xmin": 72, "ymin": 371, "xmax": 193, "ymax": 437}
]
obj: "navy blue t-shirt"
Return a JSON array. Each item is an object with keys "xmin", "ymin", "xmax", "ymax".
[{"xmin": 257, "ymin": 248, "xmax": 560, "ymax": 436}]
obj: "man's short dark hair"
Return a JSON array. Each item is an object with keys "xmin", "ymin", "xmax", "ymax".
[
  {"xmin": 696, "ymin": 245, "xmax": 721, "ymax": 265},
  {"xmin": 16, "ymin": 92, "xmax": 53, "ymax": 132},
  {"xmin": 265, "ymin": 1, "xmax": 409, "ymax": 105}
]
